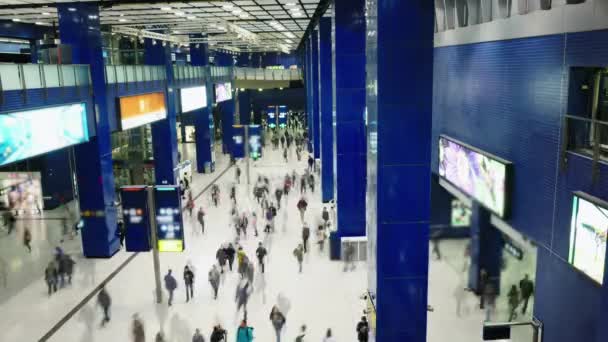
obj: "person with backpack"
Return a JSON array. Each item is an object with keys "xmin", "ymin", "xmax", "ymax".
[
  {"xmin": 210, "ymin": 325, "xmax": 227, "ymax": 342},
  {"xmin": 184, "ymin": 265, "xmax": 195, "ymax": 302},
  {"xmin": 256, "ymin": 242, "xmax": 268, "ymax": 273},
  {"xmin": 269, "ymin": 306, "xmax": 286, "ymax": 342},
  {"xmin": 23, "ymin": 227, "xmax": 32, "ymax": 253},
  {"xmin": 164, "ymin": 269, "xmax": 177, "ymax": 306},
  {"xmin": 356, "ymin": 316, "xmax": 369, "ymax": 342},
  {"xmin": 208, "ymin": 264, "xmax": 220, "ymax": 300},
  {"xmin": 293, "ymin": 244, "xmax": 304, "ymax": 273},
  {"xmin": 197, "ymin": 207, "xmax": 205, "ymax": 234},
  {"xmin": 216, "ymin": 246, "xmax": 228, "ymax": 273},
  {"xmin": 302, "ymin": 224, "xmax": 311, "ymax": 253},
  {"xmin": 297, "ymin": 198, "xmax": 308, "ymax": 222},
  {"xmin": 236, "ymin": 320, "xmax": 254, "ymax": 342}
]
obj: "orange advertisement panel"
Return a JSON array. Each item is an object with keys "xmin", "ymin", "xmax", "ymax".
[{"xmin": 118, "ymin": 92, "xmax": 167, "ymax": 130}]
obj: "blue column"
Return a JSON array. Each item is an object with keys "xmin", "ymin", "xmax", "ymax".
[
  {"xmin": 468, "ymin": 204, "xmax": 503, "ymax": 294},
  {"xmin": 366, "ymin": 1, "xmax": 434, "ymax": 340},
  {"xmin": 319, "ymin": 17, "xmax": 334, "ymax": 203},
  {"xmin": 190, "ymin": 40, "xmax": 215, "ymax": 173},
  {"xmin": 58, "ymin": 3, "xmax": 119, "ymax": 257},
  {"xmin": 311, "ymin": 29, "xmax": 321, "ymax": 160},
  {"xmin": 333, "ymin": 0, "xmax": 366, "ymax": 237},
  {"xmin": 239, "ymin": 89, "xmax": 252, "ymax": 125},
  {"xmin": 143, "ymin": 39, "xmax": 179, "ymax": 185},
  {"xmin": 305, "ymin": 40, "xmax": 313, "ymax": 152}
]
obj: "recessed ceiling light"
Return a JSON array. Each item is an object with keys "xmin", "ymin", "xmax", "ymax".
[
  {"xmin": 232, "ymin": 9, "xmax": 242, "ymax": 15},
  {"xmin": 286, "ymin": 3, "xmax": 297, "ymax": 7},
  {"xmin": 68, "ymin": 7, "xmax": 76, "ymax": 12},
  {"xmin": 239, "ymin": 13, "xmax": 250, "ymax": 19},
  {"xmin": 42, "ymin": 12, "xmax": 51, "ymax": 15},
  {"xmin": 119, "ymin": 18, "xmax": 126, "ymax": 22},
  {"xmin": 174, "ymin": 11, "xmax": 185, "ymax": 16},
  {"xmin": 12, "ymin": 18, "xmax": 21, "ymax": 22},
  {"xmin": 187, "ymin": 15, "xmax": 196, "ymax": 20},
  {"xmin": 161, "ymin": 6, "xmax": 171, "ymax": 11},
  {"xmin": 35, "ymin": 22, "xmax": 45, "ymax": 26}
]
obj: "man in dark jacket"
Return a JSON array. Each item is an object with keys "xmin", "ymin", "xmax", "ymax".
[
  {"xmin": 356, "ymin": 316, "xmax": 369, "ymax": 342},
  {"xmin": 184, "ymin": 265, "xmax": 195, "ymax": 302},
  {"xmin": 216, "ymin": 247, "xmax": 227, "ymax": 273},
  {"xmin": 210, "ymin": 325, "xmax": 227, "ymax": 342},
  {"xmin": 519, "ymin": 274, "xmax": 534, "ymax": 314},
  {"xmin": 302, "ymin": 225, "xmax": 311, "ymax": 253},
  {"xmin": 307, "ymin": 155, "xmax": 314, "ymax": 172},
  {"xmin": 97, "ymin": 286, "xmax": 111, "ymax": 327},
  {"xmin": 225, "ymin": 243, "xmax": 236, "ymax": 271},
  {"xmin": 164, "ymin": 269, "xmax": 177, "ymax": 306}
]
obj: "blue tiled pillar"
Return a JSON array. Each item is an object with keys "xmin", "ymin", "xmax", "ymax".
[
  {"xmin": 333, "ymin": 0, "xmax": 366, "ymax": 237},
  {"xmin": 58, "ymin": 3, "xmax": 119, "ymax": 258},
  {"xmin": 305, "ymin": 40, "xmax": 313, "ymax": 153},
  {"xmin": 143, "ymin": 39, "xmax": 179, "ymax": 185},
  {"xmin": 190, "ymin": 40, "xmax": 215, "ymax": 173},
  {"xmin": 220, "ymin": 96, "xmax": 235, "ymax": 155},
  {"xmin": 319, "ymin": 17, "xmax": 334, "ymax": 203},
  {"xmin": 311, "ymin": 28, "xmax": 320, "ymax": 160},
  {"xmin": 468, "ymin": 204, "xmax": 504, "ymax": 294},
  {"xmin": 239, "ymin": 89, "xmax": 252, "ymax": 125},
  {"xmin": 366, "ymin": 1, "xmax": 434, "ymax": 340}
]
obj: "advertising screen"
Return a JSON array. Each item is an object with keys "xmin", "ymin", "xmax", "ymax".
[
  {"xmin": 118, "ymin": 92, "xmax": 167, "ymax": 130},
  {"xmin": 278, "ymin": 105, "xmax": 288, "ymax": 128},
  {"xmin": 120, "ymin": 186, "xmax": 151, "ymax": 252},
  {"xmin": 215, "ymin": 82, "xmax": 232, "ymax": 103},
  {"xmin": 0, "ymin": 103, "xmax": 89, "ymax": 167},
  {"xmin": 0, "ymin": 172, "xmax": 43, "ymax": 215},
  {"xmin": 451, "ymin": 200, "xmax": 471, "ymax": 227},
  {"xmin": 248, "ymin": 125, "xmax": 262, "ymax": 160},
  {"xmin": 438, "ymin": 135, "xmax": 511, "ymax": 218},
  {"xmin": 267, "ymin": 105, "xmax": 277, "ymax": 128},
  {"xmin": 155, "ymin": 186, "xmax": 184, "ymax": 252},
  {"xmin": 180, "ymin": 86, "xmax": 207, "ymax": 113},
  {"xmin": 569, "ymin": 192, "xmax": 608, "ymax": 284}
]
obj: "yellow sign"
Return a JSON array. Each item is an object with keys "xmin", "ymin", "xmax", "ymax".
[{"xmin": 158, "ymin": 240, "xmax": 183, "ymax": 252}]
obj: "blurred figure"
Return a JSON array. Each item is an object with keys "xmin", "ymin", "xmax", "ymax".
[
  {"xmin": 483, "ymin": 283, "xmax": 497, "ymax": 321},
  {"xmin": 297, "ymin": 197, "xmax": 308, "ymax": 222},
  {"xmin": 236, "ymin": 320, "xmax": 254, "ymax": 342},
  {"xmin": 302, "ymin": 224, "xmax": 310, "ymax": 253},
  {"xmin": 208, "ymin": 264, "xmax": 220, "ymax": 300},
  {"xmin": 97, "ymin": 286, "xmax": 111, "ymax": 327},
  {"xmin": 323, "ymin": 328, "xmax": 336, "ymax": 342},
  {"xmin": 293, "ymin": 244, "xmax": 304, "ymax": 273},
  {"xmin": 453, "ymin": 280, "xmax": 466, "ymax": 317},
  {"xmin": 235, "ymin": 279, "xmax": 251, "ymax": 318},
  {"xmin": 269, "ymin": 306, "xmax": 286, "ymax": 342},
  {"xmin": 132, "ymin": 314, "xmax": 145, "ymax": 342},
  {"xmin": 225, "ymin": 243, "xmax": 236, "ymax": 271},
  {"xmin": 44, "ymin": 261, "xmax": 58, "ymax": 296},
  {"xmin": 356, "ymin": 316, "xmax": 369, "ymax": 342},
  {"xmin": 23, "ymin": 227, "xmax": 32, "ymax": 252},
  {"xmin": 155, "ymin": 330, "xmax": 166, "ymax": 342},
  {"xmin": 186, "ymin": 196, "xmax": 195, "ymax": 218},
  {"xmin": 519, "ymin": 274, "xmax": 534, "ymax": 315},
  {"xmin": 210, "ymin": 324, "xmax": 227, "ymax": 342},
  {"xmin": 61, "ymin": 254, "xmax": 76, "ymax": 285},
  {"xmin": 317, "ymin": 226, "xmax": 327, "ymax": 252},
  {"xmin": 507, "ymin": 284, "xmax": 520, "ymax": 321},
  {"xmin": 236, "ymin": 166, "xmax": 242, "ymax": 184},
  {"xmin": 117, "ymin": 221, "xmax": 126, "ymax": 247},
  {"xmin": 296, "ymin": 324, "xmax": 307, "ymax": 342},
  {"xmin": 164, "ymin": 269, "xmax": 177, "ymax": 306},
  {"xmin": 479, "ymin": 269, "xmax": 488, "ymax": 309},
  {"xmin": 216, "ymin": 246, "xmax": 228, "ymax": 273},
  {"xmin": 307, "ymin": 155, "xmax": 314, "ymax": 172},
  {"xmin": 321, "ymin": 207, "xmax": 330, "ymax": 228},
  {"xmin": 256, "ymin": 242, "xmax": 268, "ymax": 273},
  {"xmin": 343, "ymin": 243, "xmax": 356, "ymax": 272},
  {"xmin": 197, "ymin": 207, "xmax": 205, "ymax": 234},
  {"xmin": 192, "ymin": 328, "xmax": 205, "ymax": 342},
  {"xmin": 184, "ymin": 265, "xmax": 195, "ymax": 302},
  {"xmin": 431, "ymin": 230, "xmax": 442, "ymax": 260}
]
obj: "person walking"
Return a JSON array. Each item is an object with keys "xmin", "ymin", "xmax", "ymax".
[
  {"xmin": 519, "ymin": 274, "xmax": 534, "ymax": 315},
  {"xmin": 184, "ymin": 265, "xmax": 195, "ymax": 302},
  {"xmin": 321, "ymin": 207, "xmax": 330, "ymax": 228},
  {"xmin": 208, "ymin": 264, "xmax": 220, "ymax": 300},
  {"xmin": 356, "ymin": 316, "xmax": 369, "ymax": 342},
  {"xmin": 293, "ymin": 244, "xmax": 304, "ymax": 273},
  {"xmin": 23, "ymin": 227, "xmax": 32, "ymax": 252},
  {"xmin": 300, "ymin": 175, "xmax": 307, "ymax": 194},
  {"xmin": 197, "ymin": 207, "xmax": 205, "ymax": 234},
  {"xmin": 323, "ymin": 328, "xmax": 336, "ymax": 342},
  {"xmin": 44, "ymin": 261, "xmax": 58, "ymax": 296},
  {"xmin": 192, "ymin": 328, "xmax": 205, "ymax": 342},
  {"xmin": 225, "ymin": 243, "xmax": 236, "ymax": 271},
  {"xmin": 61, "ymin": 254, "xmax": 75, "ymax": 285},
  {"xmin": 132, "ymin": 314, "xmax": 145, "ymax": 342},
  {"xmin": 236, "ymin": 166, "xmax": 242, "ymax": 184},
  {"xmin": 269, "ymin": 306, "xmax": 286, "ymax": 342},
  {"xmin": 307, "ymin": 155, "xmax": 314, "ymax": 172},
  {"xmin": 295, "ymin": 325, "xmax": 307, "ymax": 342},
  {"xmin": 344, "ymin": 243, "xmax": 356, "ymax": 271},
  {"xmin": 236, "ymin": 320, "xmax": 254, "ymax": 342},
  {"xmin": 302, "ymin": 224, "xmax": 310, "ymax": 253},
  {"xmin": 97, "ymin": 286, "xmax": 111, "ymax": 327},
  {"xmin": 507, "ymin": 284, "xmax": 520, "ymax": 322},
  {"xmin": 297, "ymin": 197, "xmax": 308, "ymax": 222},
  {"xmin": 308, "ymin": 173, "xmax": 314, "ymax": 193},
  {"xmin": 216, "ymin": 246, "xmax": 227, "ymax": 273},
  {"xmin": 117, "ymin": 221, "xmax": 126, "ymax": 247},
  {"xmin": 431, "ymin": 230, "xmax": 442, "ymax": 260},
  {"xmin": 237, "ymin": 247, "xmax": 247, "ymax": 277},
  {"xmin": 164, "ymin": 269, "xmax": 177, "ymax": 306},
  {"xmin": 483, "ymin": 282, "xmax": 497, "ymax": 321},
  {"xmin": 235, "ymin": 280, "xmax": 251, "ymax": 317},
  {"xmin": 210, "ymin": 325, "xmax": 227, "ymax": 342},
  {"xmin": 187, "ymin": 196, "xmax": 195, "ymax": 218},
  {"xmin": 317, "ymin": 226, "xmax": 327, "ymax": 252},
  {"xmin": 256, "ymin": 242, "xmax": 268, "ymax": 273}
]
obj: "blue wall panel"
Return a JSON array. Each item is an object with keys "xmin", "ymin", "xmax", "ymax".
[
  {"xmin": 311, "ymin": 30, "xmax": 320, "ymax": 159},
  {"xmin": 319, "ymin": 17, "xmax": 334, "ymax": 203}
]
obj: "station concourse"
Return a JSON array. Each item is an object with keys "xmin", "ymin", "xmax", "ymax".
[{"xmin": 0, "ymin": 1, "xmax": 608, "ymax": 342}]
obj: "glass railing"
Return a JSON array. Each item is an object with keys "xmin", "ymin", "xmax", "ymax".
[
  {"xmin": 234, "ymin": 67, "xmax": 301, "ymax": 81},
  {"xmin": 0, "ymin": 63, "xmax": 91, "ymax": 91},
  {"xmin": 105, "ymin": 65, "xmax": 166, "ymax": 84}
]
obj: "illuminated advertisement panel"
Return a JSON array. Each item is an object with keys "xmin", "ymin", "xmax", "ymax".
[
  {"xmin": 180, "ymin": 86, "xmax": 207, "ymax": 113},
  {"xmin": 215, "ymin": 82, "xmax": 232, "ymax": 103},
  {"xmin": 0, "ymin": 172, "xmax": 43, "ymax": 214},
  {"xmin": 155, "ymin": 186, "xmax": 184, "ymax": 252},
  {"xmin": 118, "ymin": 92, "xmax": 167, "ymax": 130},
  {"xmin": 120, "ymin": 186, "xmax": 151, "ymax": 252},
  {"xmin": 569, "ymin": 192, "xmax": 608, "ymax": 284},
  {"xmin": 278, "ymin": 105, "xmax": 288, "ymax": 128},
  {"xmin": 267, "ymin": 105, "xmax": 277, "ymax": 128},
  {"xmin": 0, "ymin": 103, "xmax": 89, "ymax": 167},
  {"xmin": 438, "ymin": 135, "xmax": 512, "ymax": 218}
]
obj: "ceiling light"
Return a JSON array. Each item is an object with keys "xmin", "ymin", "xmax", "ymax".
[
  {"xmin": 42, "ymin": 12, "xmax": 51, "ymax": 16},
  {"xmin": 12, "ymin": 18, "xmax": 21, "ymax": 22},
  {"xmin": 88, "ymin": 14, "xmax": 98, "ymax": 19},
  {"xmin": 239, "ymin": 13, "xmax": 250, "ymax": 19},
  {"xmin": 173, "ymin": 30, "xmax": 180, "ymax": 34},
  {"xmin": 162, "ymin": 41, "xmax": 167, "ymax": 47},
  {"xmin": 217, "ymin": 26, "xmax": 225, "ymax": 31},
  {"xmin": 68, "ymin": 7, "xmax": 76, "ymax": 12},
  {"xmin": 222, "ymin": 4, "xmax": 234, "ymax": 10},
  {"xmin": 174, "ymin": 11, "xmax": 185, "ymax": 16},
  {"xmin": 286, "ymin": 3, "xmax": 297, "ymax": 6},
  {"xmin": 232, "ymin": 9, "xmax": 242, "ymax": 15},
  {"xmin": 280, "ymin": 87, "xmax": 284, "ymax": 90},
  {"xmin": 119, "ymin": 18, "xmax": 126, "ymax": 22},
  {"xmin": 187, "ymin": 15, "xmax": 196, "ymax": 20},
  {"xmin": 161, "ymin": 6, "xmax": 171, "ymax": 11},
  {"xmin": 240, "ymin": 88, "xmax": 245, "ymax": 91},
  {"xmin": 35, "ymin": 22, "xmax": 45, "ymax": 26},
  {"xmin": 258, "ymin": 88, "xmax": 263, "ymax": 92},
  {"xmin": 152, "ymin": 40, "xmax": 157, "ymax": 45}
]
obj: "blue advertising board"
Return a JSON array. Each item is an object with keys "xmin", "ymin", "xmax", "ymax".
[
  {"xmin": 278, "ymin": 105, "xmax": 288, "ymax": 128},
  {"xmin": 120, "ymin": 186, "xmax": 151, "ymax": 252},
  {"xmin": 267, "ymin": 105, "xmax": 277, "ymax": 128},
  {"xmin": 154, "ymin": 186, "xmax": 184, "ymax": 252},
  {"xmin": 232, "ymin": 125, "xmax": 245, "ymax": 159},
  {"xmin": 248, "ymin": 125, "xmax": 262, "ymax": 160}
]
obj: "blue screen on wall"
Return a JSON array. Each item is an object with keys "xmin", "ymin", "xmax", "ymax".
[{"xmin": 0, "ymin": 103, "xmax": 89, "ymax": 167}]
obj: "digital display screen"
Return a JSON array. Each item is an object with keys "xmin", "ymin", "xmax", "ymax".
[
  {"xmin": 267, "ymin": 106, "xmax": 277, "ymax": 128},
  {"xmin": 0, "ymin": 103, "xmax": 89, "ymax": 167},
  {"xmin": 438, "ymin": 135, "xmax": 511, "ymax": 218},
  {"xmin": 121, "ymin": 186, "xmax": 151, "ymax": 252},
  {"xmin": 569, "ymin": 192, "xmax": 608, "ymax": 284},
  {"xmin": 215, "ymin": 82, "xmax": 232, "ymax": 103},
  {"xmin": 0, "ymin": 172, "xmax": 43, "ymax": 214},
  {"xmin": 155, "ymin": 186, "xmax": 184, "ymax": 252},
  {"xmin": 451, "ymin": 200, "xmax": 471, "ymax": 227},
  {"xmin": 248, "ymin": 125, "xmax": 262, "ymax": 160},
  {"xmin": 180, "ymin": 86, "xmax": 207, "ymax": 113},
  {"xmin": 278, "ymin": 105, "xmax": 287, "ymax": 128},
  {"xmin": 118, "ymin": 92, "xmax": 167, "ymax": 130}
]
